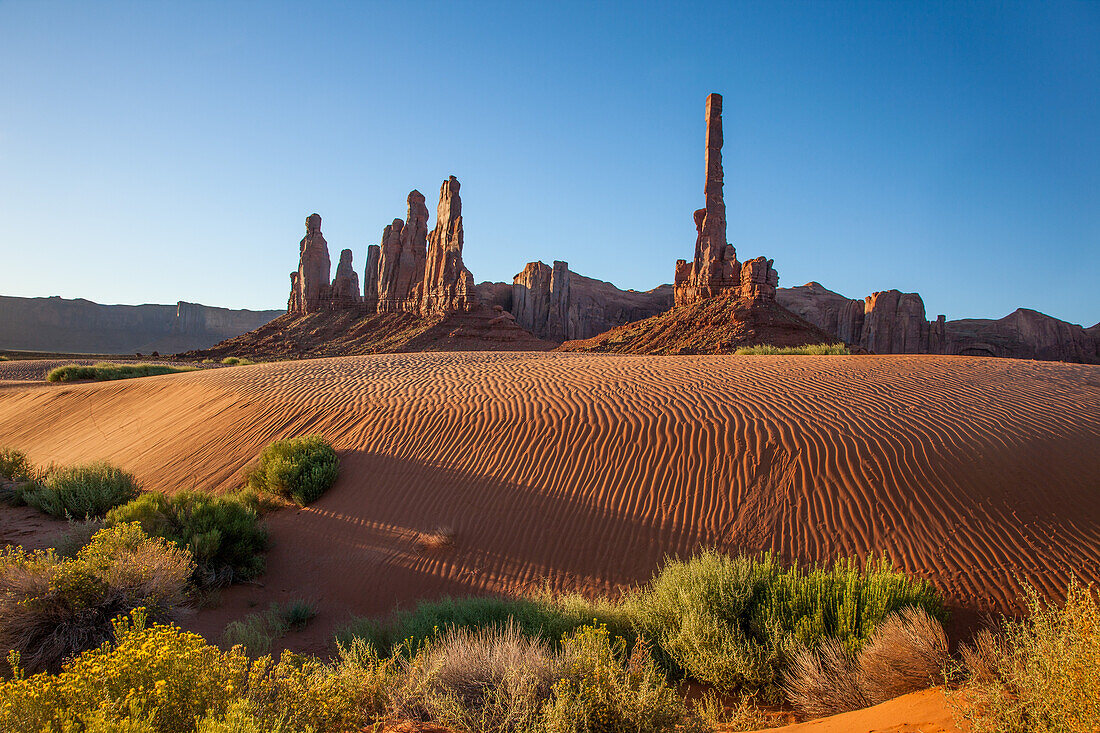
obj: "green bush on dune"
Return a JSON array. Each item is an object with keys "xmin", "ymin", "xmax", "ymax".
[
  {"xmin": 734, "ymin": 343, "xmax": 850, "ymax": 355},
  {"xmin": 246, "ymin": 435, "xmax": 339, "ymax": 507},
  {"xmin": 220, "ymin": 357, "xmax": 256, "ymax": 366},
  {"xmin": 46, "ymin": 362, "xmax": 197, "ymax": 382},
  {"xmin": 19, "ymin": 461, "xmax": 140, "ymax": 519},
  {"xmin": 627, "ymin": 550, "xmax": 944, "ymax": 696},
  {"xmin": 106, "ymin": 490, "xmax": 269, "ymax": 586}
]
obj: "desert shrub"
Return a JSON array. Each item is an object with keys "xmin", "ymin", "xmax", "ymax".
[
  {"xmin": 734, "ymin": 343, "xmax": 850, "ymax": 356},
  {"xmin": 53, "ymin": 518, "xmax": 106, "ymax": 558},
  {"xmin": 46, "ymin": 362, "xmax": 197, "ymax": 382},
  {"xmin": 0, "ymin": 447, "xmax": 33, "ymax": 482},
  {"xmin": 857, "ymin": 606, "xmax": 949, "ymax": 704},
  {"xmin": 246, "ymin": 435, "xmax": 339, "ymax": 506},
  {"xmin": 542, "ymin": 624, "xmax": 686, "ymax": 733},
  {"xmin": 961, "ymin": 580, "xmax": 1100, "ymax": 733},
  {"xmin": 391, "ymin": 622, "xmax": 559, "ymax": 733},
  {"xmin": 106, "ymin": 490, "xmax": 268, "ymax": 586},
  {"xmin": 220, "ymin": 357, "xmax": 256, "ymax": 366},
  {"xmin": 20, "ymin": 461, "xmax": 140, "ymax": 519},
  {"xmin": 241, "ymin": 639, "xmax": 396, "ymax": 732},
  {"xmin": 339, "ymin": 590, "xmax": 633, "ymax": 658},
  {"xmin": 689, "ymin": 690, "xmax": 782, "ymax": 730},
  {"xmin": 782, "ymin": 638, "xmax": 868, "ymax": 718},
  {"xmin": 0, "ymin": 609, "xmax": 250, "ymax": 732},
  {"xmin": 627, "ymin": 550, "xmax": 944, "ymax": 696},
  {"xmin": 959, "ymin": 628, "xmax": 1006, "ymax": 685},
  {"xmin": 223, "ymin": 600, "xmax": 317, "ymax": 656},
  {"xmin": 0, "ymin": 524, "xmax": 193, "ymax": 673}
]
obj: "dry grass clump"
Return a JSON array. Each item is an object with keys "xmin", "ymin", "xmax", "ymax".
[
  {"xmin": 415, "ymin": 525, "xmax": 456, "ymax": 551},
  {"xmin": 0, "ymin": 523, "xmax": 193, "ymax": 673},
  {"xmin": 858, "ymin": 606, "xmax": 949, "ymax": 704},
  {"xmin": 782, "ymin": 607, "xmax": 949, "ymax": 718},
  {"xmin": 392, "ymin": 621, "xmax": 558, "ymax": 732},
  {"xmin": 222, "ymin": 599, "xmax": 317, "ymax": 656},
  {"xmin": 959, "ymin": 580, "xmax": 1100, "ymax": 733},
  {"xmin": 690, "ymin": 690, "xmax": 784, "ymax": 730}
]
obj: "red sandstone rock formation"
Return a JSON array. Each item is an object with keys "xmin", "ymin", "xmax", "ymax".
[
  {"xmin": 375, "ymin": 190, "xmax": 430, "ymax": 313},
  {"xmin": 674, "ymin": 93, "xmax": 742, "ymax": 306},
  {"xmin": 507, "ymin": 262, "xmax": 674, "ymax": 342},
  {"xmin": 739, "ymin": 257, "xmax": 779, "ymax": 301},
  {"xmin": 423, "ymin": 176, "xmax": 478, "ymax": 315},
  {"xmin": 777, "ymin": 282, "xmax": 1098, "ymax": 362},
  {"xmin": 330, "ymin": 249, "xmax": 361, "ymax": 306},
  {"xmin": 288, "ymin": 214, "xmax": 331, "ymax": 313}
]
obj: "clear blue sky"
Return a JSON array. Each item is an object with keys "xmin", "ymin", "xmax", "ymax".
[{"xmin": 1, "ymin": 1, "xmax": 1097, "ymax": 325}]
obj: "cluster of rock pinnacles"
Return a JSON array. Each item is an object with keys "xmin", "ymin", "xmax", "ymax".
[
  {"xmin": 288, "ymin": 175, "xmax": 477, "ymax": 317},
  {"xmin": 282, "ymin": 92, "xmax": 1096, "ymax": 362}
]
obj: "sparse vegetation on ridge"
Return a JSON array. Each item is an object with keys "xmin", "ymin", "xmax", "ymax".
[
  {"xmin": 734, "ymin": 343, "xmax": 850, "ymax": 355},
  {"xmin": 46, "ymin": 362, "xmax": 197, "ymax": 382},
  {"xmin": 246, "ymin": 435, "xmax": 339, "ymax": 507}
]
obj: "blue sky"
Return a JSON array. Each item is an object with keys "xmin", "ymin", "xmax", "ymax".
[{"xmin": 1, "ymin": 1, "xmax": 1097, "ymax": 325}]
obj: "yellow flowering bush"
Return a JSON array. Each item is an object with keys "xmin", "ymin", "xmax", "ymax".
[
  {"xmin": 0, "ymin": 609, "xmax": 250, "ymax": 732},
  {"xmin": 0, "ymin": 523, "xmax": 193, "ymax": 673},
  {"xmin": 962, "ymin": 580, "xmax": 1100, "ymax": 733}
]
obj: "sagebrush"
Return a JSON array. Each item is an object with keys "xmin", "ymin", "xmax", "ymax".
[
  {"xmin": 20, "ymin": 461, "xmax": 140, "ymax": 519},
  {"xmin": 245, "ymin": 435, "xmax": 339, "ymax": 506},
  {"xmin": 106, "ymin": 490, "xmax": 269, "ymax": 586}
]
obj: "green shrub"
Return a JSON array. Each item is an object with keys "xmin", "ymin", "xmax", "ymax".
[
  {"xmin": 220, "ymin": 357, "xmax": 255, "ymax": 366},
  {"xmin": 46, "ymin": 362, "xmax": 197, "ymax": 382},
  {"xmin": 106, "ymin": 491, "xmax": 268, "ymax": 586},
  {"xmin": 626, "ymin": 550, "xmax": 944, "ymax": 696},
  {"xmin": 0, "ymin": 524, "xmax": 193, "ymax": 673},
  {"xmin": 246, "ymin": 435, "xmax": 339, "ymax": 506},
  {"xmin": 734, "ymin": 343, "xmax": 850, "ymax": 356},
  {"xmin": 223, "ymin": 600, "xmax": 317, "ymax": 656},
  {"xmin": 338, "ymin": 590, "xmax": 633, "ymax": 658},
  {"xmin": 542, "ymin": 624, "xmax": 686, "ymax": 733},
  {"xmin": 20, "ymin": 461, "xmax": 140, "ymax": 519},
  {"xmin": 0, "ymin": 447, "xmax": 33, "ymax": 482}
]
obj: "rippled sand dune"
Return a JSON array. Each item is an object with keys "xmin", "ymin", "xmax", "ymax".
[{"xmin": 1, "ymin": 352, "xmax": 1098, "ymax": 646}]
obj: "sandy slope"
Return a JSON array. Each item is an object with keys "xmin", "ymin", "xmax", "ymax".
[
  {"xmin": 0, "ymin": 352, "xmax": 1098, "ymax": 651},
  {"xmin": 740, "ymin": 688, "xmax": 964, "ymax": 733}
]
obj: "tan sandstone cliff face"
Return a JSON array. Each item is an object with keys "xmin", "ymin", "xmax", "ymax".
[{"xmin": 505, "ymin": 262, "xmax": 674, "ymax": 342}]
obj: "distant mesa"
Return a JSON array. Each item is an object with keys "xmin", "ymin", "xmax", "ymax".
[{"xmin": 0, "ymin": 296, "xmax": 281, "ymax": 354}]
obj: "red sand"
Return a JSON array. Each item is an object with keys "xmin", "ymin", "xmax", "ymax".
[{"xmin": 0, "ymin": 352, "xmax": 1097, "ymax": 655}]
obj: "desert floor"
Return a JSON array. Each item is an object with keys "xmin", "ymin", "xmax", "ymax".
[{"xmin": 1, "ymin": 352, "xmax": 1098, "ymax": 672}]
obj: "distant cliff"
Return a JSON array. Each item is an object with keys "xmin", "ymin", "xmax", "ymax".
[{"xmin": 0, "ymin": 295, "xmax": 282, "ymax": 354}]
